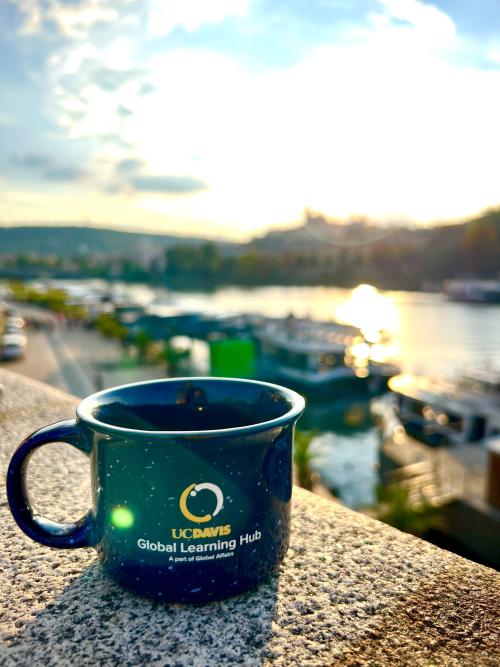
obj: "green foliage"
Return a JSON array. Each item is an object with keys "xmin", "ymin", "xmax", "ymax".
[
  {"xmin": 134, "ymin": 330, "xmax": 153, "ymax": 361},
  {"xmin": 8, "ymin": 281, "xmax": 27, "ymax": 301},
  {"xmin": 9, "ymin": 282, "xmax": 86, "ymax": 319},
  {"xmin": 463, "ymin": 209, "xmax": 500, "ymax": 275},
  {"xmin": 293, "ymin": 430, "xmax": 319, "ymax": 492},
  {"xmin": 163, "ymin": 340, "xmax": 190, "ymax": 373},
  {"xmin": 95, "ymin": 314, "xmax": 128, "ymax": 340},
  {"xmin": 376, "ymin": 483, "xmax": 442, "ymax": 536},
  {"xmin": 165, "ymin": 242, "xmax": 223, "ymax": 284}
]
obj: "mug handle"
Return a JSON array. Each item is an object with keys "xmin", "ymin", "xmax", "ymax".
[{"xmin": 6, "ymin": 419, "xmax": 96, "ymax": 549}]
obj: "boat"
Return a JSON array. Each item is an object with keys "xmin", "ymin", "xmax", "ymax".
[
  {"xmin": 444, "ymin": 279, "xmax": 500, "ymax": 304},
  {"xmin": 458, "ymin": 369, "xmax": 500, "ymax": 401},
  {"xmin": 253, "ymin": 316, "xmax": 399, "ymax": 398},
  {"xmin": 378, "ymin": 373, "xmax": 500, "ymax": 447}
]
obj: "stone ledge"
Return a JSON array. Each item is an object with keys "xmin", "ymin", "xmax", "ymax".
[{"xmin": 0, "ymin": 368, "xmax": 499, "ymax": 667}]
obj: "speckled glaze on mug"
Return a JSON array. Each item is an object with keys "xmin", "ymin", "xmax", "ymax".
[{"xmin": 7, "ymin": 377, "xmax": 304, "ymax": 602}]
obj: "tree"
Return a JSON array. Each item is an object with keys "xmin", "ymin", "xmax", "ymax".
[
  {"xmin": 463, "ymin": 215, "xmax": 500, "ymax": 275},
  {"xmin": 95, "ymin": 314, "xmax": 127, "ymax": 340},
  {"xmin": 134, "ymin": 330, "xmax": 152, "ymax": 362}
]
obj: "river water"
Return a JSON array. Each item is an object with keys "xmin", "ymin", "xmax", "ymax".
[
  {"xmin": 26, "ymin": 280, "xmax": 500, "ymax": 508},
  {"xmin": 169, "ymin": 285, "xmax": 500, "ymax": 377},
  {"xmin": 167, "ymin": 285, "xmax": 500, "ymax": 508}
]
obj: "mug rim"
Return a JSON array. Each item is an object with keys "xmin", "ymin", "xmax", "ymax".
[{"xmin": 76, "ymin": 376, "xmax": 305, "ymax": 438}]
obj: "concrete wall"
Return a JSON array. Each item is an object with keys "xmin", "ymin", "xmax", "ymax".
[{"xmin": 0, "ymin": 369, "xmax": 499, "ymax": 666}]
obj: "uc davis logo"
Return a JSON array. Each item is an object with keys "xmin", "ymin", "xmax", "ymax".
[{"xmin": 179, "ymin": 482, "xmax": 224, "ymax": 524}]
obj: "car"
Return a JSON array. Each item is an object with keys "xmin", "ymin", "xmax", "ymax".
[
  {"xmin": 5, "ymin": 325, "xmax": 23, "ymax": 335},
  {"xmin": 1, "ymin": 333, "xmax": 27, "ymax": 361}
]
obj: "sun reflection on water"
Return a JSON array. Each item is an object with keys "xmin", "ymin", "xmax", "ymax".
[
  {"xmin": 336, "ymin": 284, "xmax": 400, "ymax": 367},
  {"xmin": 335, "ymin": 284, "xmax": 399, "ymax": 342}
]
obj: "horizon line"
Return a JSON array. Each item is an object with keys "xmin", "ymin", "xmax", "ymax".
[{"xmin": 0, "ymin": 206, "xmax": 498, "ymax": 242}]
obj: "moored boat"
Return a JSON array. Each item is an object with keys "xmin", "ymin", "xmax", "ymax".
[
  {"xmin": 444, "ymin": 279, "xmax": 500, "ymax": 304},
  {"xmin": 378, "ymin": 373, "xmax": 500, "ymax": 447},
  {"xmin": 253, "ymin": 316, "xmax": 399, "ymax": 398}
]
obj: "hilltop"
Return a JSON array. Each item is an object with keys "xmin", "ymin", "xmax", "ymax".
[{"xmin": 0, "ymin": 225, "xmax": 240, "ymax": 258}]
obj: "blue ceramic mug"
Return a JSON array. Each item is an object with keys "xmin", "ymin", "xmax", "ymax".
[{"xmin": 7, "ymin": 378, "xmax": 304, "ymax": 602}]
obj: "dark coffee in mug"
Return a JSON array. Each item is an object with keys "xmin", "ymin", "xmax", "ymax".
[{"xmin": 7, "ymin": 378, "xmax": 304, "ymax": 602}]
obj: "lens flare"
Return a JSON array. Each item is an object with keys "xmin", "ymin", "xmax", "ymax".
[{"xmin": 111, "ymin": 506, "xmax": 134, "ymax": 529}]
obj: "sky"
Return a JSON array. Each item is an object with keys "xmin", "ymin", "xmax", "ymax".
[{"xmin": 1, "ymin": 0, "xmax": 500, "ymax": 240}]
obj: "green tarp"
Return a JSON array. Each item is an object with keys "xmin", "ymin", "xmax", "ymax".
[{"xmin": 209, "ymin": 338, "xmax": 256, "ymax": 378}]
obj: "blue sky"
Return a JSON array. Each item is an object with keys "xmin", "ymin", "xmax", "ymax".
[{"xmin": 1, "ymin": 0, "xmax": 500, "ymax": 238}]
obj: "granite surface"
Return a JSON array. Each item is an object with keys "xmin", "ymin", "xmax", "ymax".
[{"xmin": 0, "ymin": 368, "xmax": 499, "ymax": 666}]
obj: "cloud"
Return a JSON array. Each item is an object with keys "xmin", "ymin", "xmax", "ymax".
[
  {"xmin": 14, "ymin": 0, "xmax": 44, "ymax": 35},
  {"xmin": 138, "ymin": 82, "xmax": 155, "ymax": 96},
  {"xmin": 8, "ymin": 152, "xmax": 86, "ymax": 183},
  {"xmin": 103, "ymin": 182, "xmax": 122, "ymax": 195},
  {"xmin": 12, "ymin": 0, "xmax": 251, "ymax": 43},
  {"xmin": 42, "ymin": 166, "xmax": 86, "ymax": 182},
  {"xmin": 115, "ymin": 158, "xmax": 144, "ymax": 174},
  {"xmin": 9, "ymin": 153, "xmax": 51, "ymax": 170},
  {"xmin": 92, "ymin": 66, "xmax": 144, "ymax": 92},
  {"xmin": 47, "ymin": 60, "xmax": 146, "ymax": 138},
  {"xmin": 147, "ymin": 0, "xmax": 250, "ymax": 36},
  {"xmin": 377, "ymin": 0, "xmax": 456, "ymax": 44},
  {"xmin": 14, "ymin": 0, "xmax": 119, "ymax": 39},
  {"xmin": 109, "ymin": 160, "xmax": 208, "ymax": 197},
  {"xmin": 130, "ymin": 175, "xmax": 208, "ymax": 194},
  {"xmin": 117, "ymin": 104, "xmax": 133, "ymax": 118},
  {"xmin": 97, "ymin": 133, "xmax": 133, "ymax": 148}
]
